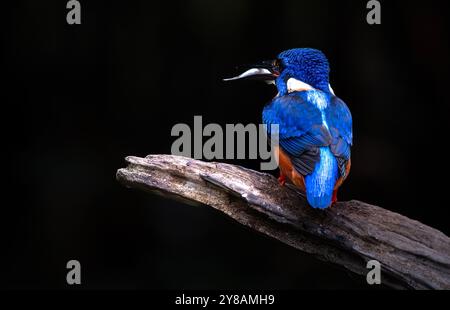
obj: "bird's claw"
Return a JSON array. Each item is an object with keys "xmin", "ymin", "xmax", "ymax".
[{"xmin": 278, "ymin": 174, "xmax": 286, "ymax": 186}]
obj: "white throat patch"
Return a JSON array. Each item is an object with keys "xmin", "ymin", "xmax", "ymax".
[
  {"xmin": 287, "ymin": 78, "xmax": 314, "ymax": 93},
  {"xmin": 286, "ymin": 78, "xmax": 337, "ymax": 97}
]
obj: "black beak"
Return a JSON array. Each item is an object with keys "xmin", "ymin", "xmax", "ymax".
[{"xmin": 223, "ymin": 60, "xmax": 280, "ymax": 82}]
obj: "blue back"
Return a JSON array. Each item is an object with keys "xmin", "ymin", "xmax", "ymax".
[
  {"xmin": 262, "ymin": 48, "xmax": 352, "ymax": 209},
  {"xmin": 263, "ymin": 90, "xmax": 352, "ymax": 209}
]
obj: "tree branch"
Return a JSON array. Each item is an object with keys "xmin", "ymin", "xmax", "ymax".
[{"xmin": 116, "ymin": 155, "xmax": 450, "ymax": 289}]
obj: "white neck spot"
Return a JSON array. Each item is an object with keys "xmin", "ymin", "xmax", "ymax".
[{"xmin": 287, "ymin": 78, "xmax": 314, "ymax": 93}]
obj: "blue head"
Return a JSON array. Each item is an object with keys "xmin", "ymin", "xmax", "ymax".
[
  {"xmin": 276, "ymin": 48, "xmax": 330, "ymax": 95},
  {"xmin": 224, "ymin": 48, "xmax": 331, "ymax": 96}
]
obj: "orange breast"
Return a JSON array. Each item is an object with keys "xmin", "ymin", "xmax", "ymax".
[{"xmin": 276, "ymin": 146, "xmax": 306, "ymax": 191}]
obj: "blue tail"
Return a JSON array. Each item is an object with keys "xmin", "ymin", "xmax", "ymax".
[{"xmin": 305, "ymin": 147, "xmax": 339, "ymax": 209}]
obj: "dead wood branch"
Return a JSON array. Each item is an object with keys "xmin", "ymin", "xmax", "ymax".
[{"xmin": 116, "ymin": 155, "xmax": 450, "ymax": 289}]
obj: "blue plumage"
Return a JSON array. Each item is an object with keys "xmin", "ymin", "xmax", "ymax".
[
  {"xmin": 264, "ymin": 48, "xmax": 353, "ymax": 209},
  {"xmin": 263, "ymin": 88, "xmax": 351, "ymax": 209},
  {"xmin": 305, "ymin": 147, "xmax": 339, "ymax": 209},
  {"xmin": 263, "ymin": 91, "xmax": 333, "ymax": 176},
  {"xmin": 226, "ymin": 48, "xmax": 353, "ymax": 209},
  {"xmin": 276, "ymin": 48, "xmax": 331, "ymax": 95}
]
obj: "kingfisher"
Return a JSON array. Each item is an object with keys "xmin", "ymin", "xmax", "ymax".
[{"xmin": 225, "ymin": 48, "xmax": 353, "ymax": 209}]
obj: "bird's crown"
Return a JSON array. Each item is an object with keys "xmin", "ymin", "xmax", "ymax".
[{"xmin": 276, "ymin": 48, "xmax": 331, "ymax": 94}]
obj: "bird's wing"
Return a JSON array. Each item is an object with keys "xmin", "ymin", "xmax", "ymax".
[
  {"xmin": 263, "ymin": 92, "xmax": 332, "ymax": 175},
  {"xmin": 325, "ymin": 96, "xmax": 353, "ymax": 177}
]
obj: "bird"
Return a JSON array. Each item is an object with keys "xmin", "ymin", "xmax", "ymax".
[{"xmin": 224, "ymin": 48, "xmax": 353, "ymax": 209}]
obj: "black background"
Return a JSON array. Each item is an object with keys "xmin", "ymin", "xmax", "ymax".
[{"xmin": 2, "ymin": 0, "xmax": 449, "ymax": 289}]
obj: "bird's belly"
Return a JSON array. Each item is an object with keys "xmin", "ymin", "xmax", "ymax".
[{"xmin": 276, "ymin": 146, "xmax": 306, "ymax": 191}]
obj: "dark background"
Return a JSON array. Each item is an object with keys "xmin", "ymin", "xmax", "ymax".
[{"xmin": 2, "ymin": 0, "xmax": 449, "ymax": 289}]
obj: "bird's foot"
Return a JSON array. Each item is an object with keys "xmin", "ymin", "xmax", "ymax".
[{"xmin": 278, "ymin": 174, "xmax": 286, "ymax": 186}]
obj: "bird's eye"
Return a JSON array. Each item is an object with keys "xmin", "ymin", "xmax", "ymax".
[{"xmin": 273, "ymin": 59, "xmax": 284, "ymax": 74}]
